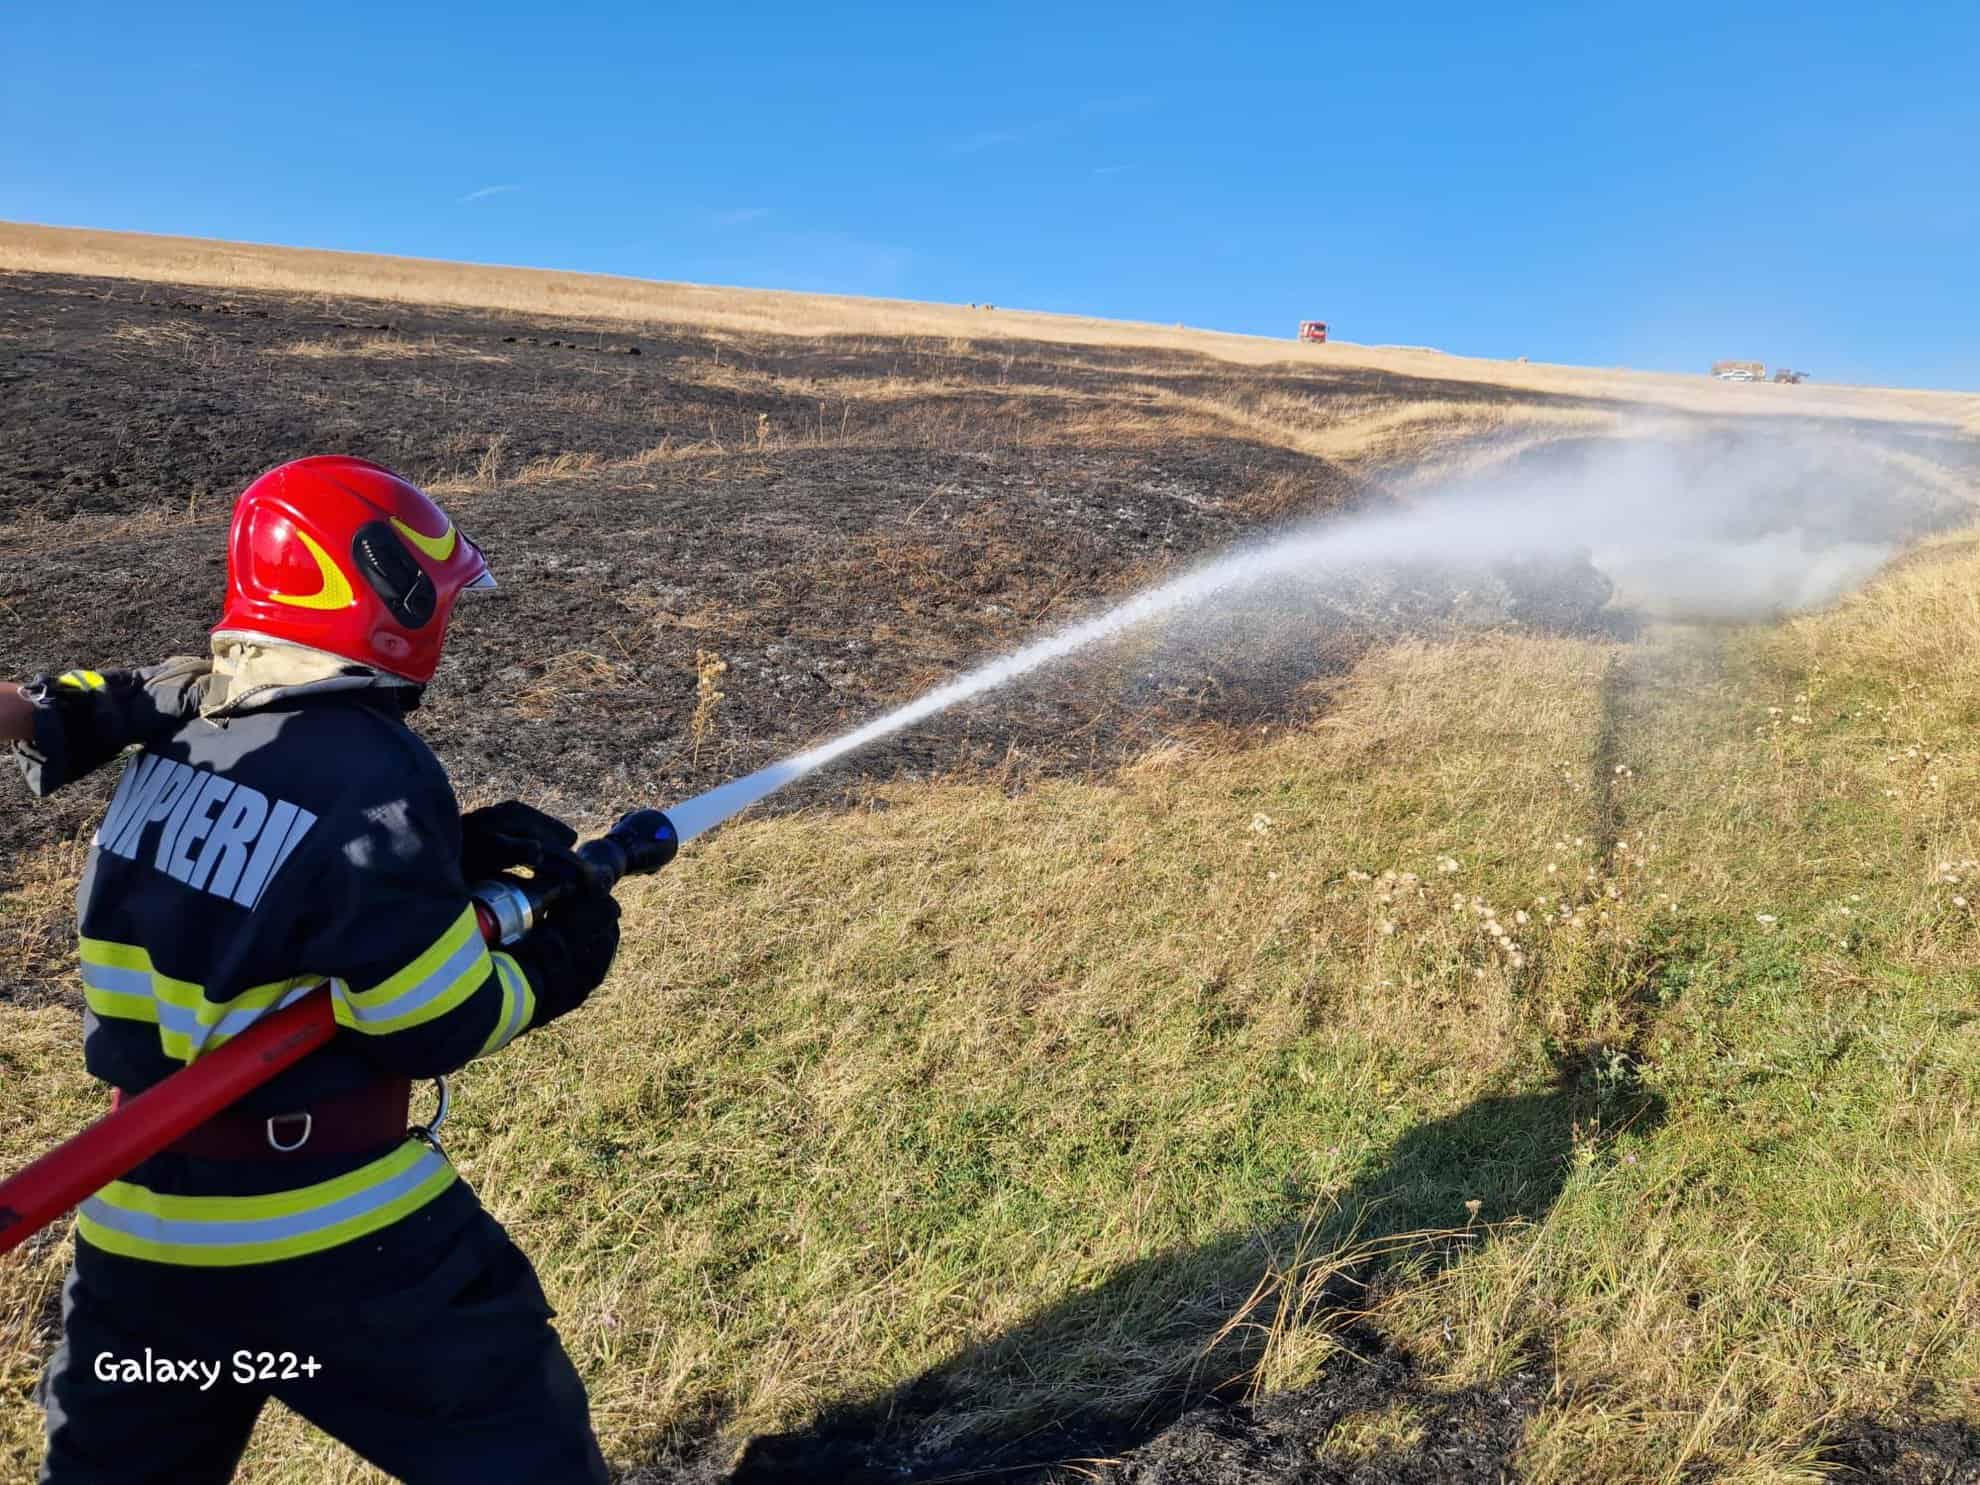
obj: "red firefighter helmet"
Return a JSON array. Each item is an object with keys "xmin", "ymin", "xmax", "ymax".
[{"xmin": 214, "ymin": 456, "xmax": 494, "ymax": 684}]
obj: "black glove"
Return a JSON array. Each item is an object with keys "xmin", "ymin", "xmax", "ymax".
[
  {"xmin": 460, "ymin": 800, "xmax": 582, "ymax": 888},
  {"xmin": 463, "ymin": 801, "xmax": 619, "ymax": 1026},
  {"xmin": 15, "ymin": 656, "xmax": 213, "ymax": 796},
  {"xmin": 510, "ymin": 889, "xmax": 621, "ymax": 1027}
]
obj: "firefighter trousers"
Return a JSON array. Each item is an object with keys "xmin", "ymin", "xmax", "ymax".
[{"xmin": 37, "ymin": 1207, "xmax": 608, "ymax": 1484}]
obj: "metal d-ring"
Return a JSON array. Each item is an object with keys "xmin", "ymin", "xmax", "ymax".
[
  {"xmin": 409, "ymin": 1076, "xmax": 452, "ymax": 1152},
  {"xmin": 266, "ymin": 1112, "xmax": 313, "ymax": 1153}
]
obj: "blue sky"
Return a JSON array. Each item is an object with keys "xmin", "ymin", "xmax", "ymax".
[{"xmin": 7, "ymin": 2, "xmax": 1978, "ymax": 388}]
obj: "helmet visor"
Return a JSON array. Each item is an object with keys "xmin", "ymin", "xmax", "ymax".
[{"xmin": 459, "ymin": 532, "xmax": 497, "ymax": 593}]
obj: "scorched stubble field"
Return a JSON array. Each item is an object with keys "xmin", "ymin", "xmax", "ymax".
[{"xmin": 3, "ymin": 226, "xmax": 1980, "ymax": 1483}]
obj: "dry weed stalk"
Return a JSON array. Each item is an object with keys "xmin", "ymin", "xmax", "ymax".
[
  {"xmin": 515, "ymin": 450, "xmax": 603, "ymax": 483},
  {"xmin": 690, "ymin": 649, "xmax": 728, "ymax": 765},
  {"xmin": 511, "ymin": 650, "xmax": 629, "ymax": 720},
  {"xmin": 1200, "ymin": 1213, "xmax": 1451, "ymax": 1402},
  {"xmin": 473, "ymin": 434, "xmax": 506, "ymax": 490},
  {"xmin": 427, "ymin": 434, "xmax": 509, "ymax": 494}
]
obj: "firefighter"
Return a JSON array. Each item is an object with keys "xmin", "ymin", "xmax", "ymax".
[{"xmin": 5, "ymin": 456, "xmax": 619, "ymax": 1483}]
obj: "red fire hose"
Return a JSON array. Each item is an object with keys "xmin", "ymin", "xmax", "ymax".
[
  {"xmin": 0, "ymin": 808, "xmax": 677, "ymax": 1260},
  {"xmin": 0, "ymin": 989, "xmax": 340, "ymax": 1256}
]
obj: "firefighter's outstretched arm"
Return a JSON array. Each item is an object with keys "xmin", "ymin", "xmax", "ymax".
[
  {"xmin": 304, "ymin": 786, "xmax": 620, "ymax": 1080},
  {"xmin": 5, "ymin": 658, "xmax": 212, "ymax": 795}
]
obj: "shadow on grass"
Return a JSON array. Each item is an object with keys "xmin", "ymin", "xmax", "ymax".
[{"xmin": 715, "ymin": 1049, "xmax": 1665, "ymax": 1484}]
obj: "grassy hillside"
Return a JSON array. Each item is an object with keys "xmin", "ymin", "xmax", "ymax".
[
  {"xmin": 7, "ymin": 220, "xmax": 1979, "ymax": 431},
  {"xmin": 8, "ymin": 533, "xmax": 1978, "ymax": 1481},
  {"xmin": 1, "ymin": 237, "xmax": 1977, "ymax": 1480}
]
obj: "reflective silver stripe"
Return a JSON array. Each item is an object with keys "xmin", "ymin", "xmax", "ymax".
[
  {"xmin": 339, "ymin": 933, "xmax": 488, "ymax": 1027},
  {"xmin": 80, "ymin": 963, "xmax": 151, "ymax": 998},
  {"xmin": 78, "ymin": 1148, "xmax": 450, "ymax": 1248}
]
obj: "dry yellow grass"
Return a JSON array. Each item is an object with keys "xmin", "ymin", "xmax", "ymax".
[
  {"xmin": 7, "ymin": 221, "xmax": 1975, "ymax": 431},
  {"xmin": 6, "ymin": 543, "xmax": 1980, "ymax": 1477},
  {"xmin": 1771, "ymin": 531, "xmax": 1980, "ymax": 699},
  {"xmin": 268, "ymin": 334, "xmax": 423, "ymax": 360},
  {"xmin": 421, "ymin": 380, "xmax": 1595, "ymax": 507},
  {"xmin": 266, "ymin": 334, "xmax": 508, "ymax": 364}
]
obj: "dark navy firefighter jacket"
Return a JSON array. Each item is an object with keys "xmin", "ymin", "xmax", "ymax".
[{"xmin": 16, "ymin": 664, "xmax": 546, "ymax": 1269}]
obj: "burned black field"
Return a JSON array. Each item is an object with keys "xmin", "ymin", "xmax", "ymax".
[
  {"xmin": 7, "ymin": 267, "xmax": 1980, "ymax": 1483},
  {"xmin": 2, "ymin": 273, "xmax": 1363, "ymax": 806},
  {"xmin": 0, "ymin": 267, "xmax": 1672, "ymax": 995}
]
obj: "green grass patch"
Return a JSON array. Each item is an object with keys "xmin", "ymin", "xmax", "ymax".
[{"xmin": 5, "ymin": 565, "xmax": 1980, "ymax": 1480}]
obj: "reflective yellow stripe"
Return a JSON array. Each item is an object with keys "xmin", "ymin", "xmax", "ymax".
[
  {"xmin": 478, "ymin": 952, "xmax": 536, "ymax": 1057},
  {"xmin": 77, "ymin": 1141, "xmax": 457, "ymax": 1267},
  {"xmin": 101, "ymin": 1140, "xmax": 428, "ymax": 1220},
  {"xmin": 332, "ymin": 906, "xmax": 491, "ymax": 1036},
  {"xmin": 57, "ymin": 669, "xmax": 107, "ymax": 691},
  {"xmin": 390, "ymin": 514, "xmax": 457, "ymax": 562},
  {"xmin": 79, "ymin": 938, "xmax": 321, "ymax": 1064},
  {"xmin": 267, "ymin": 529, "xmax": 357, "ymax": 611},
  {"xmin": 81, "ymin": 982, "xmax": 155, "ymax": 1026}
]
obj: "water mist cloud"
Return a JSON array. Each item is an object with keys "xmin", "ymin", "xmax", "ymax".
[
  {"xmin": 1319, "ymin": 421, "xmax": 1960, "ymax": 624},
  {"xmin": 659, "ymin": 417, "xmax": 1970, "ymax": 837}
]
